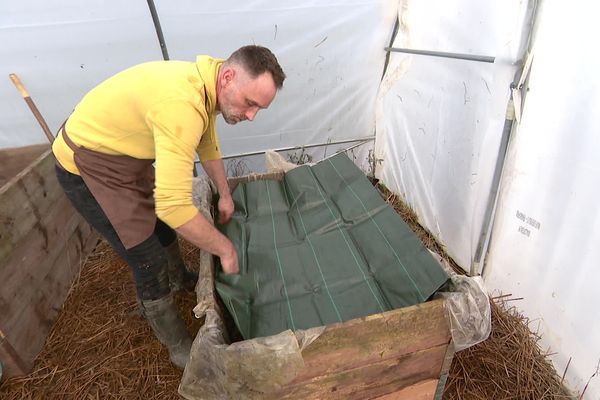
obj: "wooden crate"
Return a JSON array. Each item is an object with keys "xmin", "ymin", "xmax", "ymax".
[
  {"xmin": 217, "ymin": 173, "xmax": 454, "ymax": 399},
  {"xmin": 0, "ymin": 149, "xmax": 98, "ymax": 379}
]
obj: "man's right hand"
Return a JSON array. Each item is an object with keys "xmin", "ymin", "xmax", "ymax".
[
  {"xmin": 220, "ymin": 246, "xmax": 240, "ymax": 274},
  {"xmin": 175, "ymin": 213, "xmax": 240, "ymax": 274}
]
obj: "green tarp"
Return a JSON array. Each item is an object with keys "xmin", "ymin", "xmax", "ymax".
[{"xmin": 216, "ymin": 153, "xmax": 448, "ymax": 339}]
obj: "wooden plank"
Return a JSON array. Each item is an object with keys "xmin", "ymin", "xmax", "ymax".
[
  {"xmin": 0, "ymin": 149, "xmax": 99, "ymax": 378},
  {"xmin": 290, "ymin": 299, "xmax": 449, "ymax": 383},
  {"xmin": 1, "ymin": 218, "xmax": 97, "ymax": 375},
  {"xmin": 0, "ymin": 329, "xmax": 30, "ymax": 378},
  {"xmin": 227, "ymin": 171, "xmax": 284, "ymax": 192},
  {"xmin": 274, "ymin": 300, "xmax": 450, "ymax": 399},
  {"xmin": 278, "ymin": 343, "xmax": 448, "ymax": 400},
  {"xmin": 0, "ymin": 150, "xmax": 64, "ymax": 264},
  {"xmin": 0, "ymin": 144, "xmax": 49, "ymax": 188},
  {"xmin": 0, "ymin": 194, "xmax": 81, "ymax": 323},
  {"xmin": 374, "ymin": 379, "xmax": 438, "ymax": 400}
]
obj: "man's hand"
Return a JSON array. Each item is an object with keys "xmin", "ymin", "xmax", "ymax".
[
  {"xmin": 218, "ymin": 194, "xmax": 234, "ymax": 224},
  {"xmin": 220, "ymin": 245, "xmax": 240, "ymax": 274},
  {"xmin": 175, "ymin": 213, "xmax": 240, "ymax": 274}
]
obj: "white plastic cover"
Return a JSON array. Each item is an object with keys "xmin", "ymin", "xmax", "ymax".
[
  {"xmin": 0, "ymin": 1, "xmax": 162, "ymax": 148},
  {"xmin": 155, "ymin": 0, "xmax": 397, "ymax": 172},
  {"xmin": 375, "ymin": 0, "xmax": 532, "ymax": 271},
  {"xmin": 431, "ymin": 252, "xmax": 491, "ymax": 352},
  {"xmin": 1, "ymin": 0, "xmax": 398, "ymax": 176},
  {"xmin": 484, "ymin": 1, "xmax": 600, "ymax": 397}
]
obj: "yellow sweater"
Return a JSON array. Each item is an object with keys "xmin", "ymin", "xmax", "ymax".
[{"xmin": 52, "ymin": 56, "xmax": 223, "ymax": 229}]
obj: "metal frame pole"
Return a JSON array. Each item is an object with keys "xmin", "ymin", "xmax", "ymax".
[
  {"xmin": 146, "ymin": 0, "xmax": 170, "ymax": 61},
  {"xmin": 384, "ymin": 47, "xmax": 495, "ymax": 64},
  {"xmin": 196, "ymin": 136, "xmax": 376, "ymax": 163}
]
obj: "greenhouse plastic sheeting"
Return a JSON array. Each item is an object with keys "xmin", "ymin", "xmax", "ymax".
[
  {"xmin": 375, "ymin": 0, "xmax": 533, "ymax": 271},
  {"xmin": 216, "ymin": 153, "xmax": 448, "ymax": 339}
]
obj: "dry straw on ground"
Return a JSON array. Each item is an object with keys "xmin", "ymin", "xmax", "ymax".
[
  {"xmin": 0, "ymin": 186, "xmax": 574, "ymax": 399},
  {"xmin": 0, "ymin": 240, "xmax": 202, "ymax": 400},
  {"xmin": 444, "ymin": 296, "xmax": 572, "ymax": 400}
]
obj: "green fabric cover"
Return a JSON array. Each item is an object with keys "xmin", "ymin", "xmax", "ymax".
[{"xmin": 216, "ymin": 153, "xmax": 448, "ymax": 339}]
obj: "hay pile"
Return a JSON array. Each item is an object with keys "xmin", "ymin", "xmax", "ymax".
[
  {"xmin": 444, "ymin": 296, "xmax": 572, "ymax": 399},
  {"xmin": 0, "ymin": 240, "xmax": 202, "ymax": 400}
]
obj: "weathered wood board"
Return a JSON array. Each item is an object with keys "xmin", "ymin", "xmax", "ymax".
[
  {"xmin": 0, "ymin": 149, "xmax": 98, "ymax": 379},
  {"xmin": 0, "ymin": 144, "xmax": 49, "ymax": 188},
  {"xmin": 276, "ymin": 299, "xmax": 452, "ymax": 399}
]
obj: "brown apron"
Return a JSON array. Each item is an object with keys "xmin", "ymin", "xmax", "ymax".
[{"xmin": 60, "ymin": 124, "xmax": 156, "ymax": 249}]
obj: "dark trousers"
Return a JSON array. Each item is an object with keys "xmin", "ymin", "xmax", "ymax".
[{"xmin": 55, "ymin": 164, "xmax": 174, "ymax": 300}]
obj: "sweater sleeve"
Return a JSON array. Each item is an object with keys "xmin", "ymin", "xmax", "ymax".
[{"xmin": 147, "ymin": 100, "xmax": 207, "ymax": 228}]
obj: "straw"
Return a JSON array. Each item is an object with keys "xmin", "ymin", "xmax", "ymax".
[
  {"xmin": 0, "ymin": 240, "xmax": 202, "ymax": 400},
  {"xmin": 444, "ymin": 297, "xmax": 572, "ymax": 399}
]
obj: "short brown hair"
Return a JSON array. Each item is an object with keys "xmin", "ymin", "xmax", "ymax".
[{"xmin": 226, "ymin": 45, "xmax": 286, "ymax": 89}]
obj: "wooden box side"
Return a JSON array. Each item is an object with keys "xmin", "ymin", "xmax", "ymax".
[
  {"xmin": 0, "ymin": 144, "xmax": 49, "ymax": 189},
  {"xmin": 227, "ymin": 171, "xmax": 285, "ymax": 193},
  {"xmin": 278, "ymin": 299, "xmax": 451, "ymax": 400},
  {"xmin": 0, "ymin": 150, "xmax": 98, "ymax": 379}
]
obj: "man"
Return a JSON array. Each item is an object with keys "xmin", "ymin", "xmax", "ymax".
[{"xmin": 52, "ymin": 45, "xmax": 286, "ymax": 369}]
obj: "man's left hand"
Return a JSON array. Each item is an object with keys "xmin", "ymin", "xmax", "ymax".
[{"xmin": 218, "ymin": 195, "xmax": 234, "ymax": 224}]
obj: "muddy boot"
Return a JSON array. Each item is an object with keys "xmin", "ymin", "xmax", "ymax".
[
  {"xmin": 141, "ymin": 294, "xmax": 193, "ymax": 369},
  {"xmin": 166, "ymin": 241, "xmax": 198, "ymax": 292}
]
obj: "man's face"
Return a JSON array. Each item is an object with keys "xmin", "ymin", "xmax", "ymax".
[{"xmin": 217, "ymin": 66, "xmax": 277, "ymax": 125}]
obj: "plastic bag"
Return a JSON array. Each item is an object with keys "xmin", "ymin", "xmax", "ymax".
[
  {"xmin": 265, "ymin": 150, "xmax": 300, "ymax": 173},
  {"xmin": 431, "ymin": 252, "xmax": 492, "ymax": 351}
]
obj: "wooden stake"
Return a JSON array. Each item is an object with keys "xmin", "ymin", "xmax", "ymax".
[
  {"xmin": 9, "ymin": 73, "xmax": 55, "ymax": 144},
  {"xmin": 0, "ymin": 328, "xmax": 30, "ymax": 379}
]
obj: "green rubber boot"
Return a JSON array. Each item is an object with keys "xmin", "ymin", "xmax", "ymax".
[{"xmin": 140, "ymin": 294, "xmax": 192, "ymax": 369}]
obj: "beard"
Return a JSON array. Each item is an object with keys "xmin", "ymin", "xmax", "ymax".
[
  {"xmin": 221, "ymin": 105, "xmax": 246, "ymax": 125},
  {"xmin": 222, "ymin": 113, "xmax": 240, "ymax": 125}
]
